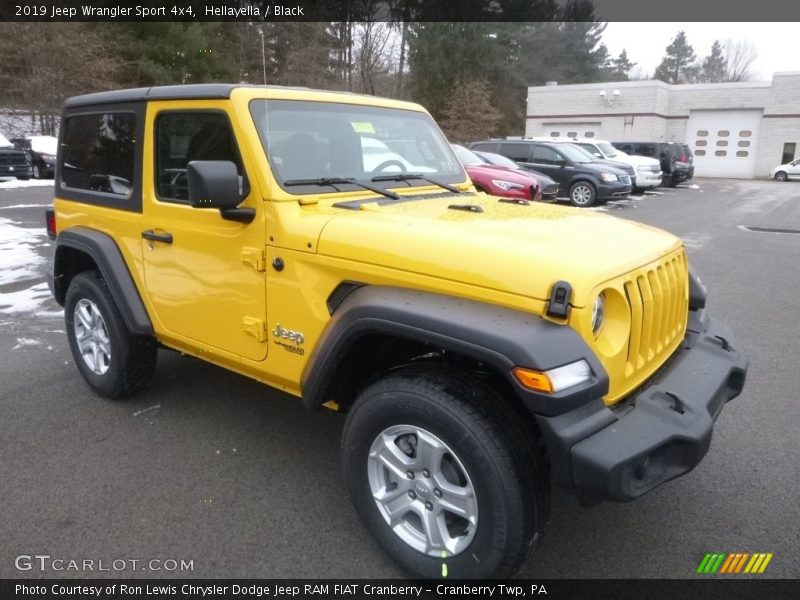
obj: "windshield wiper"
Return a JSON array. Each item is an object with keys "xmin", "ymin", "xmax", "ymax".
[
  {"xmin": 283, "ymin": 177, "xmax": 399, "ymax": 200},
  {"xmin": 371, "ymin": 173, "xmax": 460, "ymax": 194}
]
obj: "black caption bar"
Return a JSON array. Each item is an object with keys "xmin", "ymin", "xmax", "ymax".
[
  {"xmin": 2, "ymin": 579, "xmax": 799, "ymax": 600},
  {"xmin": 2, "ymin": 0, "xmax": 800, "ymax": 22}
]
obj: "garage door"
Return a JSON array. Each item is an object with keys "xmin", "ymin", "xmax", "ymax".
[
  {"xmin": 686, "ymin": 110, "xmax": 761, "ymax": 178},
  {"xmin": 544, "ymin": 122, "xmax": 601, "ymax": 140}
]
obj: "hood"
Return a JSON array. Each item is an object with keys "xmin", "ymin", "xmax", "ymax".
[
  {"xmin": 316, "ymin": 193, "xmax": 682, "ymax": 306},
  {"xmin": 615, "ymin": 151, "xmax": 660, "ymax": 168},
  {"xmin": 464, "ymin": 164, "xmax": 539, "ymax": 184},
  {"xmin": 0, "ymin": 133, "xmax": 12, "ymax": 148},
  {"xmin": 590, "ymin": 158, "xmax": 631, "ymax": 174}
]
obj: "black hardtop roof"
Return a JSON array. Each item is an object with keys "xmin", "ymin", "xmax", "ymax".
[
  {"xmin": 474, "ymin": 139, "xmax": 561, "ymax": 147},
  {"xmin": 63, "ymin": 83, "xmax": 386, "ymax": 108}
]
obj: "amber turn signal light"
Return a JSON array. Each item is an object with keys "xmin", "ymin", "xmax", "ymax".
[{"xmin": 512, "ymin": 367, "xmax": 554, "ymax": 393}]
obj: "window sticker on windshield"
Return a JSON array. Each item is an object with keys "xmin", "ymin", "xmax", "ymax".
[{"xmin": 351, "ymin": 122, "xmax": 375, "ymax": 133}]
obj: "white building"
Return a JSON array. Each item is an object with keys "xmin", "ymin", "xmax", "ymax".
[{"xmin": 525, "ymin": 72, "xmax": 800, "ymax": 179}]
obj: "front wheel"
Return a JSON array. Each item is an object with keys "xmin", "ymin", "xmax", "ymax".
[
  {"xmin": 32, "ymin": 164, "xmax": 41, "ymax": 179},
  {"xmin": 569, "ymin": 181, "xmax": 596, "ymax": 207},
  {"xmin": 65, "ymin": 271, "xmax": 157, "ymax": 399},
  {"xmin": 341, "ymin": 367, "xmax": 548, "ymax": 578},
  {"xmin": 774, "ymin": 171, "xmax": 788, "ymax": 182}
]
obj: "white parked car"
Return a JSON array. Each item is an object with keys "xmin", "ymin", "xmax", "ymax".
[
  {"xmin": 565, "ymin": 138, "xmax": 662, "ymax": 190},
  {"xmin": 770, "ymin": 158, "xmax": 800, "ymax": 182},
  {"xmin": 361, "ymin": 137, "xmax": 436, "ymax": 173}
]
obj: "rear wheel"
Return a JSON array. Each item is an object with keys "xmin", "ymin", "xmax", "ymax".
[
  {"xmin": 341, "ymin": 367, "xmax": 548, "ymax": 578},
  {"xmin": 569, "ymin": 181, "xmax": 596, "ymax": 207},
  {"xmin": 65, "ymin": 271, "xmax": 157, "ymax": 399},
  {"xmin": 774, "ymin": 171, "xmax": 788, "ymax": 182}
]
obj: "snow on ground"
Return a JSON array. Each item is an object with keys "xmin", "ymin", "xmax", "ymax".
[
  {"xmin": 0, "ymin": 203, "xmax": 51, "ymax": 210},
  {"xmin": 0, "ymin": 216, "xmax": 47, "ymax": 286},
  {"xmin": 0, "ymin": 281, "xmax": 62, "ymax": 318},
  {"xmin": 0, "ymin": 215, "xmax": 62, "ymax": 318},
  {"xmin": 12, "ymin": 337, "xmax": 43, "ymax": 350},
  {"xmin": 0, "ymin": 179, "xmax": 55, "ymax": 189}
]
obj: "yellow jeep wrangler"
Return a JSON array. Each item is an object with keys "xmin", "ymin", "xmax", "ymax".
[{"xmin": 46, "ymin": 84, "xmax": 747, "ymax": 578}]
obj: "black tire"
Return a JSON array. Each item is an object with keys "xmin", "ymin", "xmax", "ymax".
[
  {"xmin": 65, "ymin": 270, "xmax": 157, "ymax": 399},
  {"xmin": 568, "ymin": 181, "xmax": 596, "ymax": 207},
  {"xmin": 32, "ymin": 164, "xmax": 41, "ymax": 179},
  {"xmin": 341, "ymin": 366, "xmax": 548, "ymax": 578},
  {"xmin": 774, "ymin": 171, "xmax": 788, "ymax": 182}
]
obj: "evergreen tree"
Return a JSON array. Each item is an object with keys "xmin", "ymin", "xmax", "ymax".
[
  {"xmin": 438, "ymin": 79, "xmax": 503, "ymax": 144},
  {"xmin": 110, "ymin": 23, "xmax": 238, "ymax": 86},
  {"xmin": 608, "ymin": 49, "xmax": 636, "ymax": 80},
  {"xmin": 700, "ymin": 41, "xmax": 727, "ymax": 83},
  {"xmin": 654, "ymin": 31, "xmax": 697, "ymax": 84}
]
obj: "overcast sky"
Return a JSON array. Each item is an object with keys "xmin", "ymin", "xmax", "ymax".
[{"xmin": 603, "ymin": 23, "xmax": 799, "ymax": 80}]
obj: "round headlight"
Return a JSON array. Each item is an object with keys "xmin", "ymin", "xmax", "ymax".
[{"xmin": 591, "ymin": 293, "xmax": 605, "ymax": 335}]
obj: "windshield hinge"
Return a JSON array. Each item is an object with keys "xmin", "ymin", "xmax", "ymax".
[
  {"xmin": 241, "ymin": 247, "xmax": 266, "ymax": 272},
  {"xmin": 243, "ymin": 317, "xmax": 268, "ymax": 342},
  {"xmin": 547, "ymin": 280, "xmax": 572, "ymax": 318}
]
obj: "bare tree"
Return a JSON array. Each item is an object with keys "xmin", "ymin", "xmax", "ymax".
[
  {"xmin": 724, "ymin": 40, "xmax": 757, "ymax": 82},
  {"xmin": 354, "ymin": 21, "xmax": 396, "ymax": 95},
  {"xmin": 628, "ymin": 66, "xmax": 652, "ymax": 81},
  {"xmin": 0, "ymin": 23, "xmax": 123, "ymax": 134}
]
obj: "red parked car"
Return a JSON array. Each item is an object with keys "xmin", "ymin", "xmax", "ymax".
[{"xmin": 451, "ymin": 144, "xmax": 542, "ymax": 201}]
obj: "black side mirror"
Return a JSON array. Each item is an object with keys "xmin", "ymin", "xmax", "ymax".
[{"xmin": 187, "ymin": 161, "xmax": 254, "ymax": 223}]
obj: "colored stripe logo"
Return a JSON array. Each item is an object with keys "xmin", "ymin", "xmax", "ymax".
[{"xmin": 697, "ymin": 552, "xmax": 773, "ymax": 574}]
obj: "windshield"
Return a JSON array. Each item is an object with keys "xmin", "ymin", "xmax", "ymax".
[
  {"xmin": 557, "ymin": 144, "xmax": 594, "ymax": 164},
  {"xmin": 596, "ymin": 142, "xmax": 618, "ymax": 158},
  {"xmin": 451, "ymin": 144, "xmax": 485, "ymax": 166},
  {"xmin": 249, "ymin": 100, "xmax": 465, "ymax": 193},
  {"xmin": 475, "ymin": 151, "xmax": 519, "ymax": 169}
]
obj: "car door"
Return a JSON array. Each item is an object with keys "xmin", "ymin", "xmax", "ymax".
[
  {"xmin": 141, "ymin": 101, "xmax": 267, "ymax": 361},
  {"xmin": 526, "ymin": 145, "xmax": 569, "ymax": 188},
  {"xmin": 790, "ymin": 159, "xmax": 800, "ymax": 179}
]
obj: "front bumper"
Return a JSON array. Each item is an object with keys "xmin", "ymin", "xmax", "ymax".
[
  {"xmin": 0, "ymin": 165, "xmax": 33, "ymax": 179},
  {"xmin": 596, "ymin": 181, "xmax": 632, "ymax": 199},
  {"xmin": 634, "ymin": 171, "xmax": 662, "ymax": 188},
  {"xmin": 536, "ymin": 311, "xmax": 747, "ymax": 503}
]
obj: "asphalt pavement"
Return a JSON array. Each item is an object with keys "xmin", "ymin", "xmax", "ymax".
[{"xmin": 1, "ymin": 179, "xmax": 798, "ymax": 579}]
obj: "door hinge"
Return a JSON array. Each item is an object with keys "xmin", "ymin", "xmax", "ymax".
[
  {"xmin": 243, "ymin": 317, "xmax": 267, "ymax": 342},
  {"xmin": 241, "ymin": 247, "xmax": 266, "ymax": 271}
]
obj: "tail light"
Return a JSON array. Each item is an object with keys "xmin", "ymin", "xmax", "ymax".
[{"xmin": 45, "ymin": 207, "xmax": 56, "ymax": 240}]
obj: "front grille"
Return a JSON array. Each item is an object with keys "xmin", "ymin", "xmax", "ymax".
[
  {"xmin": 0, "ymin": 154, "xmax": 28, "ymax": 166},
  {"xmin": 542, "ymin": 183, "xmax": 559, "ymax": 198},
  {"xmin": 623, "ymin": 252, "xmax": 688, "ymax": 376},
  {"xmin": 646, "ymin": 165, "xmax": 661, "ymax": 173}
]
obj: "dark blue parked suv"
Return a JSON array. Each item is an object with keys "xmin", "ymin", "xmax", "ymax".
[{"xmin": 469, "ymin": 139, "xmax": 631, "ymax": 207}]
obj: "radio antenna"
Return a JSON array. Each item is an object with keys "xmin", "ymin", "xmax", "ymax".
[{"xmin": 258, "ymin": 26, "xmax": 270, "ymax": 164}]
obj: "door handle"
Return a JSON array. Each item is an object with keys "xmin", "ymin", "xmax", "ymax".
[{"xmin": 141, "ymin": 230, "xmax": 173, "ymax": 244}]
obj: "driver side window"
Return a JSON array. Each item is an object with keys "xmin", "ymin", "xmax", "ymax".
[{"xmin": 155, "ymin": 111, "xmax": 248, "ymax": 203}]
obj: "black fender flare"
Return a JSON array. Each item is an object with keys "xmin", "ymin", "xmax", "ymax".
[
  {"xmin": 301, "ymin": 286, "xmax": 608, "ymax": 416},
  {"xmin": 50, "ymin": 227, "xmax": 153, "ymax": 336}
]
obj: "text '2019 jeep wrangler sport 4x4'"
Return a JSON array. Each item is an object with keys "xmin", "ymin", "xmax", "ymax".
[{"xmin": 46, "ymin": 85, "xmax": 747, "ymax": 579}]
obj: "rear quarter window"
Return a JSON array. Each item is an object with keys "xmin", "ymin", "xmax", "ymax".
[
  {"xmin": 61, "ymin": 113, "xmax": 136, "ymax": 197},
  {"xmin": 57, "ymin": 105, "xmax": 143, "ymax": 212}
]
